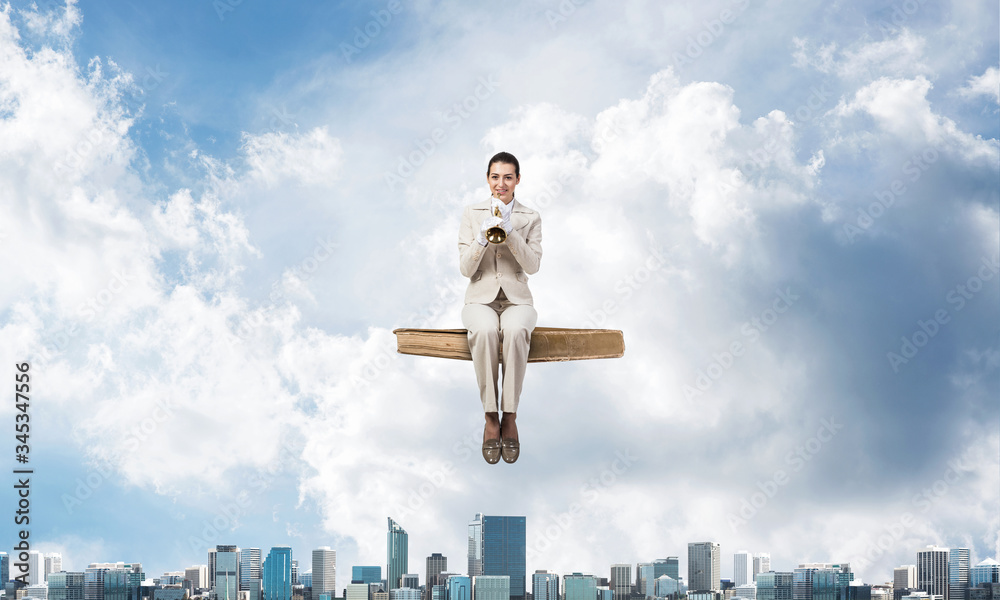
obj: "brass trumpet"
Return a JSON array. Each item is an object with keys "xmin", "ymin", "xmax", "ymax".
[{"xmin": 486, "ymin": 203, "xmax": 507, "ymax": 244}]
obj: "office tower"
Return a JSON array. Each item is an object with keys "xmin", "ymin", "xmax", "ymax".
[
  {"xmin": 427, "ymin": 555, "xmax": 448, "ymax": 589},
  {"xmin": 213, "ymin": 546, "xmax": 241, "ymax": 600},
  {"xmin": 896, "ymin": 568, "xmax": 918, "ymax": 595},
  {"xmin": 638, "ymin": 564, "xmax": 655, "ymax": 598},
  {"xmin": 242, "ymin": 549, "xmax": 263, "ymax": 600},
  {"xmin": 735, "ymin": 553, "xmax": 753, "ymax": 588},
  {"xmin": 689, "ymin": 543, "xmax": 721, "ymax": 592},
  {"xmin": 469, "ymin": 515, "xmax": 484, "ymax": 578},
  {"xmin": 919, "ymin": 548, "xmax": 950, "ymax": 600},
  {"xmin": 28, "ymin": 551, "xmax": 44, "ymax": 585},
  {"xmin": 354, "ymin": 568, "xmax": 383, "ymax": 586},
  {"xmin": 402, "ymin": 576, "xmax": 419, "ymax": 590},
  {"xmin": 662, "ymin": 560, "xmax": 679, "ymax": 583},
  {"xmin": 450, "ymin": 577, "xmax": 473, "ymax": 600},
  {"xmin": 482, "ymin": 516, "xmax": 526, "ymax": 600},
  {"xmin": 474, "ymin": 576, "xmax": 510, "ymax": 600},
  {"xmin": 392, "ymin": 591, "xmax": 421, "ymax": 600},
  {"xmin": 432, "ymin": 586, "xmax": 446, "ymax": 600},
  {"xmin": 564, "ymin": 574, "xmax": 598, "ymax": 600},
  {"xmin": 186, "ymin": 566, "xmax": 209, "ymax": 590},
  {"xmin": 793, "ymin": 565, "xmax": 851, "ymax": 600},
  {"xmin": 263, "ymin": 548, "xmax": 294, "ymax": 600},
  {"xmin": 597, "ymin": 589, "xmax": 613, "ymax": 600},
  {"xmin": 757, "ymin": 573, "xmax": 793, "ymax": 600},
  {"xmin": 532, "ymin": 571, "xmax": 558, "ymax": 600},
  {"xmin": 611, "ymin": 565, "xmax": 632, "ymax": 600},
  {"xmin": 293, "ymin": 561, "xmax": 300, "ymax": 586},
  {"xmin": 655, "ymin": 576, "xmax": 680, "ymax": 599},
  {"xmin": 45, "ymin": 554, "xmax": 63, "ymax": 581},
  {"xmin": 754, "ymin": 557, "xmax": 772, "ymax": 583},
  {"xmin": 347, "ymin": 584, "xmax": 370, "ymax": 600},
  {"xmin": 735, "ymin": 584, "xmax": 757, "ymax": 600},
  {"xmin": 970, "ymin": 560, "xmax": 999, "ymax": 587},
  {"xmin": 312, "ymin": 548, "xmax": 336, "ymax": 599},
  {"xmin": 1, "ymin": 552, "xmax": 8, "ymax": 584},
  {"xmin": 388, "ymin": 518, "xmax": 409, "ymax": 591},
  {"xmin": 950, "ymin": 550, "xmax": 970, "ymax": 600},
  {"xmin": 49, "ymin": 572, "xmax": 85, "ymax": 600}
]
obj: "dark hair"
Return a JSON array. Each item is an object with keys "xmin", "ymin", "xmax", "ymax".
[{"xmin": 487, "ymin": 151, "xmax": 520, "ymax": 178}]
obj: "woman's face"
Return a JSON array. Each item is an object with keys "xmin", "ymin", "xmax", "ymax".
[{"xmin": 487, "ymin": 161, "xmax": 520, "ymax": 204}]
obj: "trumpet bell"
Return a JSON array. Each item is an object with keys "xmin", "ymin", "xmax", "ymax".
[{"xmin": 486, "ymin": 203, "xmax": 507, "ymax": 244}]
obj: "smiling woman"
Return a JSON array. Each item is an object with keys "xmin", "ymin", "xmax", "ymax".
[{"xmin": 458, "ymin": 151, "xmax": 542, "ymax": 465}]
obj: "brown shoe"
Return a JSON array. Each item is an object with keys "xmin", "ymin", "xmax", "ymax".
[
  {"xmin": 501, "ymin": 438, "xmax": 519, "ymax": 463},
  {"xmin": 482, "ymin": 439, "xmax": 502, "ymax": 464}
]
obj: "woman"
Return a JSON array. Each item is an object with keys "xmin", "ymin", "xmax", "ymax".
[{"xmin": 457, "ymin": 151, "xmax": 542, "ymax": 464}]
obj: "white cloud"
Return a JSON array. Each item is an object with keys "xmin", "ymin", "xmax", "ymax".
[
  {"xmin": 242, "ymin": 126, "xmax": 344, "ymax": 187},
  {"xmin": 958, "ymin": 66, "xmax": 1000, "ymax": 105}
]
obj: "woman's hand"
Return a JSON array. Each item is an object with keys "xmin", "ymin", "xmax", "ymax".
[{"xmin": 477, "ymin": 215, "xmax": 504, "ymax": 246}]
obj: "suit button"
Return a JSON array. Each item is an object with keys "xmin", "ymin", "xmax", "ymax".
[{"xmin": 497, "ymin": 273, "xmax": 502, "ymax": 278}]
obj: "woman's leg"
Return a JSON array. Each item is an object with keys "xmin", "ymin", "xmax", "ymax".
[
  {"xmin": 462, "ymin": 303, "xmax": 501, "ymax": 414},
  {"xmin": 499, "ymin": 304, "xmax": 538, "ymax": 415}
]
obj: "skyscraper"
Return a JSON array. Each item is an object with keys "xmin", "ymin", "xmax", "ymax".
[
  {"xmin": 970, "ymin": 560, "xmax": 999, "ymax": 587},
  {"xmin": 564, "ymin": 574, "xmax": 598, "ymax": 600},
  {"xmin": 1, "ymin": 552, "xmax": 8, "ymax": 585},
  {"xmin": 757, "ymin": 573, "xmax": 793, "ymax": 600},
  {"xmin": 689, "ymin": 543, "xmax": 721, "ymax": 592},
  {"xmin": 28, "ymin": 551, "xmax": 43, "ymax": 585},
  {"xmin": 402, "ymin": 575, "xmax": 420, "ymax": 589},
  {"xmin": 186, "ymin": 566, "xmax": 209, "ymax": 591},
  {"xmin": 46, "ymin": 554, "xmax": 63, "ymax": 581},
  {"xmin": 449, "ymin": 576, "xmax": 472, "ymax": 600},
  {"xmin": 655, "ymin": 576, "xmax": 680, "ymax": 599},
  {"xmin": 313, "ymin": 548, "xmax": 337, "ymax": 599},
  {"xmin": 895, "ymin": 567, "xmax": 918, "ymax": 596},
  {"xmin": 949, "ymin": 549, "xmax": 970, "ymax": 600},
  {"xmin": 918, "ymin": 547, "xmax": 950, "ymax": 600},
  {"xmin": 469, "ymin": 514, "xmax": 484, "ymax": 578},
  {"xmin": 388, "ymin": 518, "xmax": 409, "ymax": 591},
  {"xmin": 241, "ymin": 548, "xmax": 263, "ymax": 600},
  {"xmin": 754, "ymin": 556, "xmax": 772, "ymax": 583},
  {"xmin": 482, "ymin": 516, "xmax": 526, "ymax": 600},
  {"xmin": 263, "ymin": 547, "xmax": 293, "ymax": 600},
  {"xmin": 214, "ymin": 546, "xmax": 241, "ymax": 600},
  {"xmin": 637, "ymin": 564, "xmax": 655, "ymax": 598},
  {"xmin": 611, "ymin": 565, "xmax": 632, "ymax": 600},
  {"xmin": 532, "ymin": 571, "xmax": 559, "ymax": 600},
  {"xmin": 353, "ymin": 567, "xmax": 382, "ymax": 585},
  {"xmin": 474, "ymin": 576, "xmax": 511, "ymax": 600},
  {"xmin": 735, "ymin": 553, "xmax": 753, "ymax": 588},
  {"xmin": 49, "ymin": 572, "xmax": 85, "ymax": 600},
  {"xmin": 427, "ymin": 555, "xmax": 448, "ymax": 589}
]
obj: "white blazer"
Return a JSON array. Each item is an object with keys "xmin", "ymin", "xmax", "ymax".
[{"xmin": 458, "ymin": 199, "xmax": 542, "ymax": 305}]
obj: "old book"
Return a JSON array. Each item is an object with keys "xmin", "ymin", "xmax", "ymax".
[{"xmin": 392, "ymin": 327, "xmax": 625, "ymax": 362}]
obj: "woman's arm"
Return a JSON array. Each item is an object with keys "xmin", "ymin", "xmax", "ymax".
[
  {"xmin": 458, "ymin": 205, "xmax": 489, "ymax": 277},
  {"xmin": 503, "ymin": 212, "xmax": 542, "ymax": 275}
]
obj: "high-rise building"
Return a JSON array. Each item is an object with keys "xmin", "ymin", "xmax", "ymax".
[
  {"xmin": 950, "ymin": 550, "xmax": 970, "ymax": 600},
  {"xmin": 735, "ymin": 583, "xmax": 757, "ymax": 600},
  {"xmin": 663, "ymin": 560, "xmax": 680, "ymax": 582},
  {"xmin": 970, "ymin": 560, "xmax": 999, "ymax": 587},
  {"xmin": 354, "ymin": 568, "xmax": 383, "ymax": 586},
  {"xmin": 450, "ymin": 577, "xmax": 473, "ymax": 600},
  {"xmin": 896, "ymin": 568, "xmax": 918, "ymax": 595},
  {"xmin": 638, "ymin": 564, "xmax": 655, "ymax": 598},
  {"xmin": 532, "ymin": 571, "xmax": 558, "ymax": 600},
  {"xmin": 427, "ymin": 555, "xmax": 448, "ymax": 589},
  {"xmin": 597, "ymin": 588, "xmax": 613, "ymax": 600},
  {"xmin": 347, "ymin": 583, "xmax": 369, "ymax": 600},
  {"xmin": 45, "ymin": 554, "xmax": 63, "ymax": 581},
  {"xmin": 1, "ymin": 552, "xmax": 8, "ymax": 584},
  {"xmin": 689, "ymin": 543, "xmax": 721, "ymax": 592},
  {"xmin": 564, "ymin": 574, "xmax": 598, "ymax": 600},
  {"xmin": 757, "ymin": 572, "xmax": 793, "ymax": 600},
  {"xmin": 469, "ymin": 515, "xmax": 484, "ymax": 579},
  {"xmin": 474, "ymin": 576, "xmax": 510, "ymax": 600},
  {"xmin": 655, "ymin": 576, "xmax": 680, "ymax": 599},
  {"xmin": 402, "ymin": 576, "xmax": 420, "ymax": 590},
  {"xmin": 263, "ymin": 547, "xmax": 293, "ymax": 600},
  {"xmin": 754, "ymin": 557, "xmax": 772, "ymax": 583},
  {"xmin": 388, "ymin": 518, "xmax": 409, "ymax": 591},
  {"xmin": 482, "ymin": 516, "xmax": 526, "ymax": 600},
  {"xmin": 919, "ymin": 548, "xmax": 950, "ymax": 600},
  {"xmin": 28, "ymin": 552, "xmax": 44, "ymax": 586},
  {"xmin": 611, "ymin": 565, "xmax": 632, "ymax": 600},
  {"xmin": 312, "ymin": 548, "xmax": 336, "ymax": 599},
  {"xmin": 49, "ymin": 572, "xmax": 85, "ymax": 600},
  {"xmin": 242, "ymin": 549, "xmax": 263, "ymax": 600},
  {"xmin": 735, "ymin": 554, "xmax": 753, "ymax": 588},
  {"xmin": 213, "ymin": 546, "xmax": 241, "ymax": 600},
  {"xmin": 186, "ymin": 566, "xmax": 209, "ymax": 591}
]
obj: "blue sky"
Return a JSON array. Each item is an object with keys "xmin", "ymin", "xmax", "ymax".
[{"xmin": 0, "ymin": 0, "xmax": 998, "ymax": 591}]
